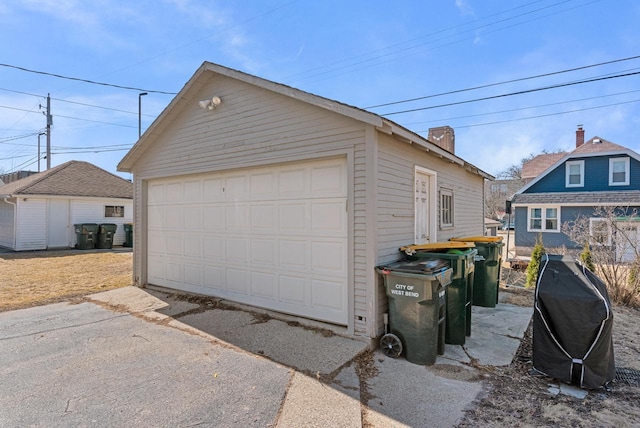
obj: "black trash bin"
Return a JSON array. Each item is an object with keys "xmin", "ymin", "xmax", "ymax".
[
  {"xmin": 74, "ymin": 223, "xmax": 99, "ymax": 250},
  {"xmin": 400, "ymin": 242, "xmax": 477, "ymax": 345},
  {"xmin": 123, "ymin": 223, "xmax": 133, "ymax": 248},
  {"xmin": 97, "ymin": 223, "xmax": 118, "ymax": 249},
  {"xmin": 451, "ymin": 236, "xmax": 504, "ymax": 307},
  {"xmin": 376, "ymin": 260, "xmax": 452, "ymax": 365}
]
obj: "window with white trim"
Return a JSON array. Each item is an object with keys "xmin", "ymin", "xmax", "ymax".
[
  {"xmin": 609, "ymin": 157, "xmax": 630, "ymax": 186},
  {"xmin": 589, "ymin": 218, "xmax": 611, "ymax": 246},
  {"xmin": 528, "ymin": 206, "xmax": 560, "ymax": 232},
  {"xmin": 105, "ymin": 205, "xmax": 124, "ymax": 217},
  {"xmin": 440, "ymin": 189, "xmax": 453, "ymax": 229},
  {"xmin": 565, "ymin": 160, "xmax": 584, "ymax": 187}
]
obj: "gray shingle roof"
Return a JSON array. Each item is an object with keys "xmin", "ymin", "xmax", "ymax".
[
  {"xmin": 0, "ymin": 161, "xmax": 132, "ymax": 199},
  {"xmin": 512, "ymin": 191, "xmax": 640, "ymax": 205}
]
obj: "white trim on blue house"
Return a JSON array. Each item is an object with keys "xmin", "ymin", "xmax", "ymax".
[
  {"xmin": 565, "ymin": 160, "xmax": 584, "ymax": 188},
  {"xmin": 609, "ymin": 157, "xmax": 630, "ymax": 186}
]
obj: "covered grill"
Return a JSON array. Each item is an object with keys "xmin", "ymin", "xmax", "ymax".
[{"xmin": 533, "ymin": 254, "xmax": 615, "ymax": 389}]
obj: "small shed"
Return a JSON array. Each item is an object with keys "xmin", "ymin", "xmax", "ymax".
[
  {"xmin": 118, "ymin": 62, "xmax": 492, "ymax": 340},
  {"xmin": 0, "ymin": 161, "xmax": 133, "ymax": 251}
]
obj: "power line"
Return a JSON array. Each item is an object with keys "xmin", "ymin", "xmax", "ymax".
[
  {"xmin": 366, "ymin": 54, "xmax": 640, "ymax": 109},
  {"xmin": 381, "ymin": 71, "xmax": 640, "ymax": 116},
  {"xmin": 441, "ymin": 98, "xmax": 640, "ymax": 130},
  {"xmin": 0, "ymin": 63, "xmax": 177, "ymax": 95}
]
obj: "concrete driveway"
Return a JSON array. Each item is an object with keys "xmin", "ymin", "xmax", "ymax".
[{"xmin": 0, "ymin": 286, "xmax": 533, "ymax": 427}]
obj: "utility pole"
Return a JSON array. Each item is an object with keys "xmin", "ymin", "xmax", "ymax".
[
  {"xmin": 46, "ymin": 93, "xmax": 52, "ymax": 170},
  {"xmin": 37, "ymin": 133, "xmax": 41, "ymax": 172},
  {"xmin": 138, "ymin": 92, "xmax": 147, "ymax": 138}
]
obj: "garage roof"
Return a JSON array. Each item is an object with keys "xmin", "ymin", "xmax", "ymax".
[
  {"xmin": 118, "ymin": 61, "xmax": 492, "ymax": 180},
  {"xmin": 0, "ymin": 161, "xmax": 133, "ymax": 199}
]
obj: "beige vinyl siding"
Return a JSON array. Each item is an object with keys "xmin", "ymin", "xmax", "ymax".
[
  {"xmin": 374, "ymin": 133, "xmax": 485, "ymax": 335},
  {"xmin": 16, "ymin": 198, "xmax": 47, "ymax": 251},
  {"xmin": 131, "ymin": 74, "xmax": 370, "ymax": 336},
  {"xmin": 0, "ymin": 199, "xmax": 15, "ymax": 248}
]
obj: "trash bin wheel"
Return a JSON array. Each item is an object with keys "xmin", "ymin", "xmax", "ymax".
[{"xmin": 380, "ymin": 333, "xmax": 403, "ymax": 358}]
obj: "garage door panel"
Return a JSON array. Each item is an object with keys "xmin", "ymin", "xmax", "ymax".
[
  {"xmin": 204, "ymin": 178, "xmax": 224, "ymax": 201},
  {"xmin": 226, "ymin": 205, "xmax": 249, "ymax": 230},
  {"xmin": 204, "ymin": 237, "xmax": 224, "ymax": 260},
  {"xmin": 250, "ymin": 204, "xmax": 276, "ymax": 231},
  {"xmin": 278, "ymin": 204, "xmax": 306, "ymax": 234},
  {"xmin": 311, "ymin": 279, "xmax": 346, "ymax": 311},
  {"xmin": 165, "ymin": 207, "xmax": 183, "ymax": 228},
  {"xmin": 251, "ymin": 239, "xmax": 276, "ymax": 265},
  {"xmin": 166, "ymin": 234, "xmax": 184, "ymax": 256},
  {"xmin": 184, "ymin": 264, "xmax": 203, "ymax": 286},
  {"xmin": 204, "ymin": 266, "xmax": 225, "ymax": 290},
  {"xmin": 311, "ymin": 240, "xmax": 346, "ymax": 275},
  {"xmin": 226, "ymin": 269, "xmax": 249, "ymax": 294},
  {"xmin": 184, "ymin": 206, "xmax": 203, "ymax": 229},
  {"xmin": 184, "ymin": 180, "xmax": 202, "ymax": 202},
  {"xmin": 278, "ymin": 169, "xmax": 306, "ymax": 195},
  {"xmin": 311, "ymin": 201, "xmax": 346, "ymax": 235},
  {"xmin": 147, "ymin": 157, "xmax": 348, "ymax": 325},
  {"xmin": 203, "ymin": 206, "xmax": 225, "ymax": 230},
  {"xmin": 184, "ymin": 236, "xmax": 202, "ymax": 258},
  {"xmin": 226, "ymin": 238, "xmax": 249, "ymax": 262},
  {"xmin": 279, "ymin": 275, "xmax": 308, "ymax": 305},
  {"xmin": 251, "ymin": 271, "xmax": 276, "ymax": 299}
]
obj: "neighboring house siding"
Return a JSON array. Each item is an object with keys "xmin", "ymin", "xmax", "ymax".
[
  {"xmin": 525, "ymin": 156, "xmax": 640, "ymax": 193},
  {"xmin": 130, "ymin": 74, "xmax": 370, "ymax": 335},
  {"xmin": 0, "ymin": 199, "xmax": 14, "ymax": 248},
  {"xmin": 16, "ymin": 198, "xmax": 47, "ymax": 251},
  {"xmin": 70, "ymin": 199, "xmax": 133, "ymax": 246}
]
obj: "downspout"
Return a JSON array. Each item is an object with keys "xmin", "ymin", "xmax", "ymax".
[{"xmin": 3, "ymin": 197, "xmax": 17, "ymax": 250}]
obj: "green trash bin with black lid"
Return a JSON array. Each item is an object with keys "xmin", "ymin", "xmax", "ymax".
[
  {"xmin": 74, "ymin": 223, "xmax": 98, "ymax": 250},
  {"xmin": 123, "ymin": 223, "xmax": 133, "ymax": 247},
  {"xmin": 97, "ymin": 223, "xmax": 118, "ymax": 249},
  {"xmin": 376, "ymin": 260, "xmax": 452, "ymax": 365},
  {"xmin": 400, "ymin": 241, "xmax": 477, "ymax": 345},
  {"xmin": 451, "ymin": 236, "xmax": 504, "ymax": 308}
]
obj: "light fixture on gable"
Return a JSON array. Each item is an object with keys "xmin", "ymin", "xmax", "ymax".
[{"xmin": 198, "ymin": 96, "xmax": 222, "ymax": 110}]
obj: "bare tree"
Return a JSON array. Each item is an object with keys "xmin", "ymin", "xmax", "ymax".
[{"xmin": 562, "ymin": 206, "xmax": 640, "ymax": 307}]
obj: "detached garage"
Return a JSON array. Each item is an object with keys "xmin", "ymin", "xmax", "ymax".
[
  {"xmin": 118, "ymin": 62, "xmax": 491, "ymax": 339},
  {"xmin": 0, "ymin": 161, "xmax": 133, "ymax": 251}
]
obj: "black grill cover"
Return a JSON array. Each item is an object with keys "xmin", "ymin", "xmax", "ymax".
[{"xmin": 533, "ymin": 254, "xmax": 615, "ymax": 389}]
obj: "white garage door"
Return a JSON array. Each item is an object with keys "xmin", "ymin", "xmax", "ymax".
[{"xmin": 146, "ymin": 158, "xmax": 348, "ymax": 325}]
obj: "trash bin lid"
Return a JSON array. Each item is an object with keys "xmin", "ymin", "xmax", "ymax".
[
  {"xmin": 450, "ymin": 236, "xmax": 503, "ymax": 243},
  {"xmin": 378, "ymin": 259, "xmax": 449, "ymax": 274},
  {"xmin": 400, "ymin": 241, "xmax": 475, "ymax": 255}
]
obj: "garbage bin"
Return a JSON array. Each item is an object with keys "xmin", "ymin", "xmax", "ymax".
[
  {"xmin": 97, "ymin": 223, "xmax": 118, "ymax": 249},
  {"xmin": 123, "ymin": 223, "xmax": 133, "ymax": 248},
  {"xmin": 400, "ymin": 242, "xmax": 477, "ymax": 345},
  {"xmin": 450, "ymin": 236, "xmax": 504, "ymax": 308},
  {"xmin": 376, "ymin": 260, "xmax": 452, "ymax": 365},
  {"xmin": 74, "ymin": 223, "xmax": 99, "ymax": 250}
]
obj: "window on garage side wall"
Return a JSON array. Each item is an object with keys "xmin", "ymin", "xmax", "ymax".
[
  {"xmin": 440, "ymin": 188, "xmax": 454, "ymax": 229},
  {"xmin": 105, "ymin": 205, "xmax": 125, "ymax": 218},
  {"xmin": 528, "ymin": 206, "xmax": 560, "ymax": 232}
]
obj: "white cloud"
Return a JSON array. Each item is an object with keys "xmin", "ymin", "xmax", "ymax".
[{"xmin": 455, "ymin": 0, "xmax": 474, "ymax": 16}]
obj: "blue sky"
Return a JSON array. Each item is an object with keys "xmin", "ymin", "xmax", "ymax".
[{"xmin": 1, "ymin": 0, "xmax": 639, "ymax": 179}]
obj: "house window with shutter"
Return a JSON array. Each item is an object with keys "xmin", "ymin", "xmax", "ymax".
[
  {"xmin": 609, "ymin": 157, "xmax": 630, "ymax": 186},
  {"xmin": 105, "ymin": 205, "xmax": 125, "ymax": 217}
]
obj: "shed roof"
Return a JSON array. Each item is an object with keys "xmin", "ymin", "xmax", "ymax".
[
  {"xmin": 118, "ymin": 61, "xmax": 492, "ymax": 180},
  {"xmin": 0, "ymin": 161, "xmax": 133, "ymax": 199}
]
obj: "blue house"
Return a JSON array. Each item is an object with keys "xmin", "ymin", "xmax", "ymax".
[{"xmin": 511, "ymin": 128, "xmax": 640, "ymax": 260}]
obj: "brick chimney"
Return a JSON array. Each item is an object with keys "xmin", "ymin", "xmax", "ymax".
[
  {"xmin": 576, "ymin": 125, "xmax": 585, "ymax": 148},
  {"xmin": 428, "ymin": 126, "xmax": 455, "ymax": 154}
]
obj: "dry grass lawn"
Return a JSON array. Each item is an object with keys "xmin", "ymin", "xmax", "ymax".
[{"xmin": 0, "ymin": 250, "xmax": 133, "ymax": 312}]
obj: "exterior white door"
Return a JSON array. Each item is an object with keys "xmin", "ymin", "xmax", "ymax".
[
  {"xmin": 414, "ymin": 169, "xmax": 435, "ymax": 245},
  {"xmin": 48, "ymin": 199, "xmax": 70, "ymax": 248},
  {"xmin": 146, "ymin": 158, "xmax": 349, "ymax": 325}
]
